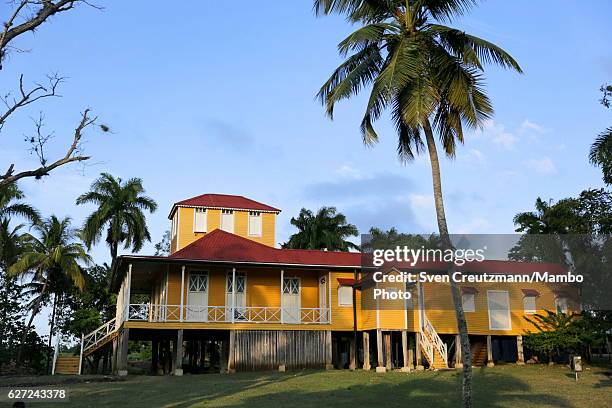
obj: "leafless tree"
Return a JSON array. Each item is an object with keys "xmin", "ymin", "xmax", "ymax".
[{"xmin": 0, "ymin": 0, "xmax": 106, "ymax": 189}]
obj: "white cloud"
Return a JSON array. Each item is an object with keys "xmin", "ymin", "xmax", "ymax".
[
  {"xmin": 519, "ymin": 119, "xmax": 548, "ymax": 135},
  {"xmin": 525, "ymin": 157, "xmax": 557, "ymax": 175},
  {"xmin": 409, "ymin": 193, "xmax": 434, "ymax": 209},
  {"xmin": 458, "ymin": 148, "xmax": 486, "ymax": 164},
  {"xmin": 456, "ymin": 217, "xmax": 492, "ymax": 234},
  {"xmin": 473, "ymin": 119, "xmax": 518, "ymax": 150}
]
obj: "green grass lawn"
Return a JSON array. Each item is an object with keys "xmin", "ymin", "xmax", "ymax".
[{"xmin": 3, "ymin": 365, "xmax": 611, "ymax": 408}]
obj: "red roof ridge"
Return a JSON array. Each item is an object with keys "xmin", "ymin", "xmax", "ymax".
[{"xmin": 169, "ymin": 193, "xmax": 280, "ymax": 219}]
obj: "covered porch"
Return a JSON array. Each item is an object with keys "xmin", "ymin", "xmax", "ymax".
[{"xmin": 116, "ymin": 257, "xmax": 333, "ymax": 327}]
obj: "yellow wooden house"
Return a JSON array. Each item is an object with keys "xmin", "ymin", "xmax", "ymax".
[{"xmin": 74, "ymin": 193, "xmax": 578, "ymax": 376}]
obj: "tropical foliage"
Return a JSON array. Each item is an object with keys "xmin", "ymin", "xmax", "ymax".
[
  {"xmin": 8, "ymin": 216, "xmax": 91, "ymax": 363},
  {"xmin": 77, "ymin": 173, "xmax": 158, "ymax": 264},
  {"xmin": 283, "ymin": 207, "xmax": 359, "ymax": 251},
  {"xmin": 523, "ymin": 310, "xmax": 606, "ymax": 363},
  {"xmin": 363, "ymin": 227, "xmax": 438, "ymax": 251},
  {"xmin": 589, "ymin": 84, "xmax": 612, "ymax": 184}
]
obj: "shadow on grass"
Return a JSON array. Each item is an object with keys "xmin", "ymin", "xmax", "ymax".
[
  {"xmin": 44, "ymin": 368, "xmax": 581, "ymax": 408},
  {"xmin": 204, "ymin": 370, "xmax": 573, "ymax": 408}
]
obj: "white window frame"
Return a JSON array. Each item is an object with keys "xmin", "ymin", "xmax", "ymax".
[
  {"xmin": 248, "ymin": 211, "xmax": 262, "ymax": 237},
  {"xmin": 487, "ymin": 290, "xmax": 512, "ymax": 331},
  {"xmin": 193, "ymin": 208, "xmax": 207, "ymax": 233},
  {"xmin": 171, "ymin": 211, "xmax": 178, "ymax": 239},
  {"xmin": 462, "ymin": 293, "xmax": 475, "ymax": 312},
  {"xmin": 220, "ymin": 209, "xmax": 234, "ymax": 233},
  {"xmin": 523, "ymin": 295, "xmax": 537, "ymax": 314},
  {"xmin": 555, "ymin": 297, "xmax": 568, "ymax": 314},
  {"xmin": 338, "ymin": 286, "xmax": 353, "ymax": 307}
]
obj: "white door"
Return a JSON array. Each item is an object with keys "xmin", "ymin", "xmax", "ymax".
[
  {"xmin": 226, "ymin": 273, "xmax": 246, "ymax": 321},
  {"xmin": 487, "ymin": 290, "xmax": 511, "ymax": 330},
  {"xmin": 186, "ymin": 272, "xmax": 208, "ymax": 321},
  {"xmin": 282, "ymin": 277, "xmax": 301, "ymax": 323}
]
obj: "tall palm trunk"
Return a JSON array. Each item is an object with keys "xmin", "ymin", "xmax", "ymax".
[
  {"xmin": 17, "ymin": 277, "xmax": 49, "ymax": 363},
  {"xmin": 423, "ymin": 119, "xmax": 473, "ymax": 408},
  {"xmin": 46, "ymin": 292, "xmax": 58, "ymax": 373}
]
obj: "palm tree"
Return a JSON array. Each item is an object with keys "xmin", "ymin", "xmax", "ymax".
[
  {"xmin": 283, "ymin": 207, "xmax": 359, "ymax": 251},
  {"xmin": 589, "ymin": 129, "xmax": 612, "ymax": 185},
  {"xmin": 0, "ymin": 183, "xmax": 39, "ymax": 223},
  {"xmin": 8, "ymin": 216, "xmax": 91, "ymax": 363},
  {"xmin": 0, "ymin": 220, "xmax": 32, "ymax": 270},
  {"xmin": 315, "ymin": 1, "xmax": 521, "ymax": 406},
  {"xmin": 76, "ymin": 173, "xmax": 158, "ymax": 265}
]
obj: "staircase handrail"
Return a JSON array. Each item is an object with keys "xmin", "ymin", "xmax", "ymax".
[
  {"xmin": 83, "ymin": 317, "xmax": 118, "ymax": 352},
  {"xmin": 423, "ymin": 314, "xmax": 448, "ymax": 365}
]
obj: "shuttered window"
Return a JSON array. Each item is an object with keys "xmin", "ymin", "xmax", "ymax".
[
  {"xmin": 220, "ymin": 209, "xmax": 234, "ymax": 233},
  {"xmin": 523, "ymin": 296, "xmax": 536, "ymax": 314},
  {"xmin": 194, "ymin": 208, "xmax": 207, "ymax": 233},
  {"xmin": 462, "ymin": 293, "xmax": 475, "ymax": 312},
  {"xmin": 248, "ymin": 211, "xmax": 262, "ymax": 236},
  {"xmin": 338, "ymin": 286, "xmax": 352, "ymax": 307}
]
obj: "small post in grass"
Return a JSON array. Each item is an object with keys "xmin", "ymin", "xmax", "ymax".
[{"xmin": 573, "ymin": 356, "xmax": 582, "ymax": 381}]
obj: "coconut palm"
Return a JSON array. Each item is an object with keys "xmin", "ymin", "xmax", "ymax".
[
  {"xmin": 589, "ymin": 129, "xmax": 612, "ymax": 185},
  {"xmin": 0, "ymin": 184, "xmax": 39, "ymax": 223},
  {"xmin": 283, "ymin": 207, "xmax": 359, "ymax": 251},
  {"xmin": 0, "ymin": 220, "xmax": 32, "ymax": 270},
  {"xmin": 8, "ymin": 216, "xmax": 91, "ymax": 362},
  {"xmin": 76, "ymin": 173, "xmax": 157, "ymax": 265},
  {"xmin": 315, "ymin": 1, "xmax": 522, "ymax": 406}
]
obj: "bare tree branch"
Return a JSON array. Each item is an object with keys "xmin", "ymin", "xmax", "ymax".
[
  {"xmin": 0, "ymin": 109, "xmax": 102, "ymax": 188},
  {"xmin": 1, "ymin": 1, "xmax": 101, "ymax": 69},
  {"xmin": 0, "ymin": 73, "xmax": 64, "ymax": 130}
]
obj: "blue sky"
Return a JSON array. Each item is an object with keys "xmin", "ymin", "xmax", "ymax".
[{"xmin": 2, "ymin": 0, "xmax": 611, "ymax": 269}]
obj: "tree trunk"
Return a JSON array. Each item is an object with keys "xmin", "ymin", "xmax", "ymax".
[
  {"xmin": 423, "ymin": 119, "xmax": 473, "ymax": 408},
  {"xmin": 16, "ymin": 278, "xmax": 49, "ymax": 364},
  {"xmin": 46, "ymin": 292, "xmax": 58, "ymax": 373}
]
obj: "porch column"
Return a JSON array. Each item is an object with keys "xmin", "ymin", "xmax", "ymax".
[
  {"xmin": 384, "ymin": 332, "xmax": 392, "ymax": 370},
  {"xmin": 151, "ymin": 337, "xmax": 158, "ymax": 374},
  {"xmin": 455, "ymin": 334, "xmax": 463, "ymax": 368},
  {"xmin": 280, "ymin": 269, "xmax": 284, "ymax": 324},
  {"xmin": 487, "ymin": 335, "xmax": 495, "ymax": 367},
  {"xmin": 362, "ymin": 331, "xmax": 371, "ymax": 370},
  {"xmin": 349, "ymin": 336, "xmax": 356, "ymax": 371},
  {"xmin": 516, "ymin": 335, "xmax": 525, "ymax": 365},
  {"xmin": 325, "ymin": 330, "xmax": 333, "ymax": 370},
  {"xmin": 174, "ymin": 329, "xmax": 184, "ymax": 375},
  {"xmin": 179, "ymin": 266, "xmax": 185, "ymax": 322},
  {"xmin": 227, "ymin": 330, "xmax": 236, "ymax": 373},
  {"xmin": 111, "ymin": 336, "xmax": 118, "ymax": 374},
  {"xmin": 401, "ymin": 330, "xmax": 410, "ymax": 372},
  {"xmin": 231, "ymin": 268, "xmax": 236, "ymax": 324},
  {"xmin": 375, "ymin": 329, "xmax": 385, "ymax": 373},
  {"xmin": 415, "ymin": 332, "xmax": 424, "ymax": 370},
  {"xmin": 117, "ymin": 328, "xmax": 129, "ymax": 376},
  {"xmin": 123, "ymin": 263, "xmax": 132, "ymax": 322}
]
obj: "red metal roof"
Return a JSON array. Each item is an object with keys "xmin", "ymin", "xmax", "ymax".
[
  {"xmin": 169, "ymin": 229, "xmax": 361, "ymax": 267},
  {"xmin": 169, "ymin": 193, "xmax": 280, "ymax": 218}
]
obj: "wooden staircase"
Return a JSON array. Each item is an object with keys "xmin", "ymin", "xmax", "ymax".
[
  {"xmin": 419, "ymin": 314, "xmax": 449, "ymax": 369},
  {"xmin": 471, "ymin": 341, "xmax": 487, "ymax": 367},
  {"xmin": 54, "ymin": 356, "xmax": 80, "ymax": 375}
]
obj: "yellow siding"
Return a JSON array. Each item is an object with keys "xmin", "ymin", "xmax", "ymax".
[
  {"xmin": 422, "ymin": 281, "xmax": 577, "ymax": 335},
  {"xmin": 157, "ymin": 267, "xmax": 354, "ymax": 329},
  {"xmin": 172, "ymin": 207, "xmax": 276, "ymax": 253}
]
